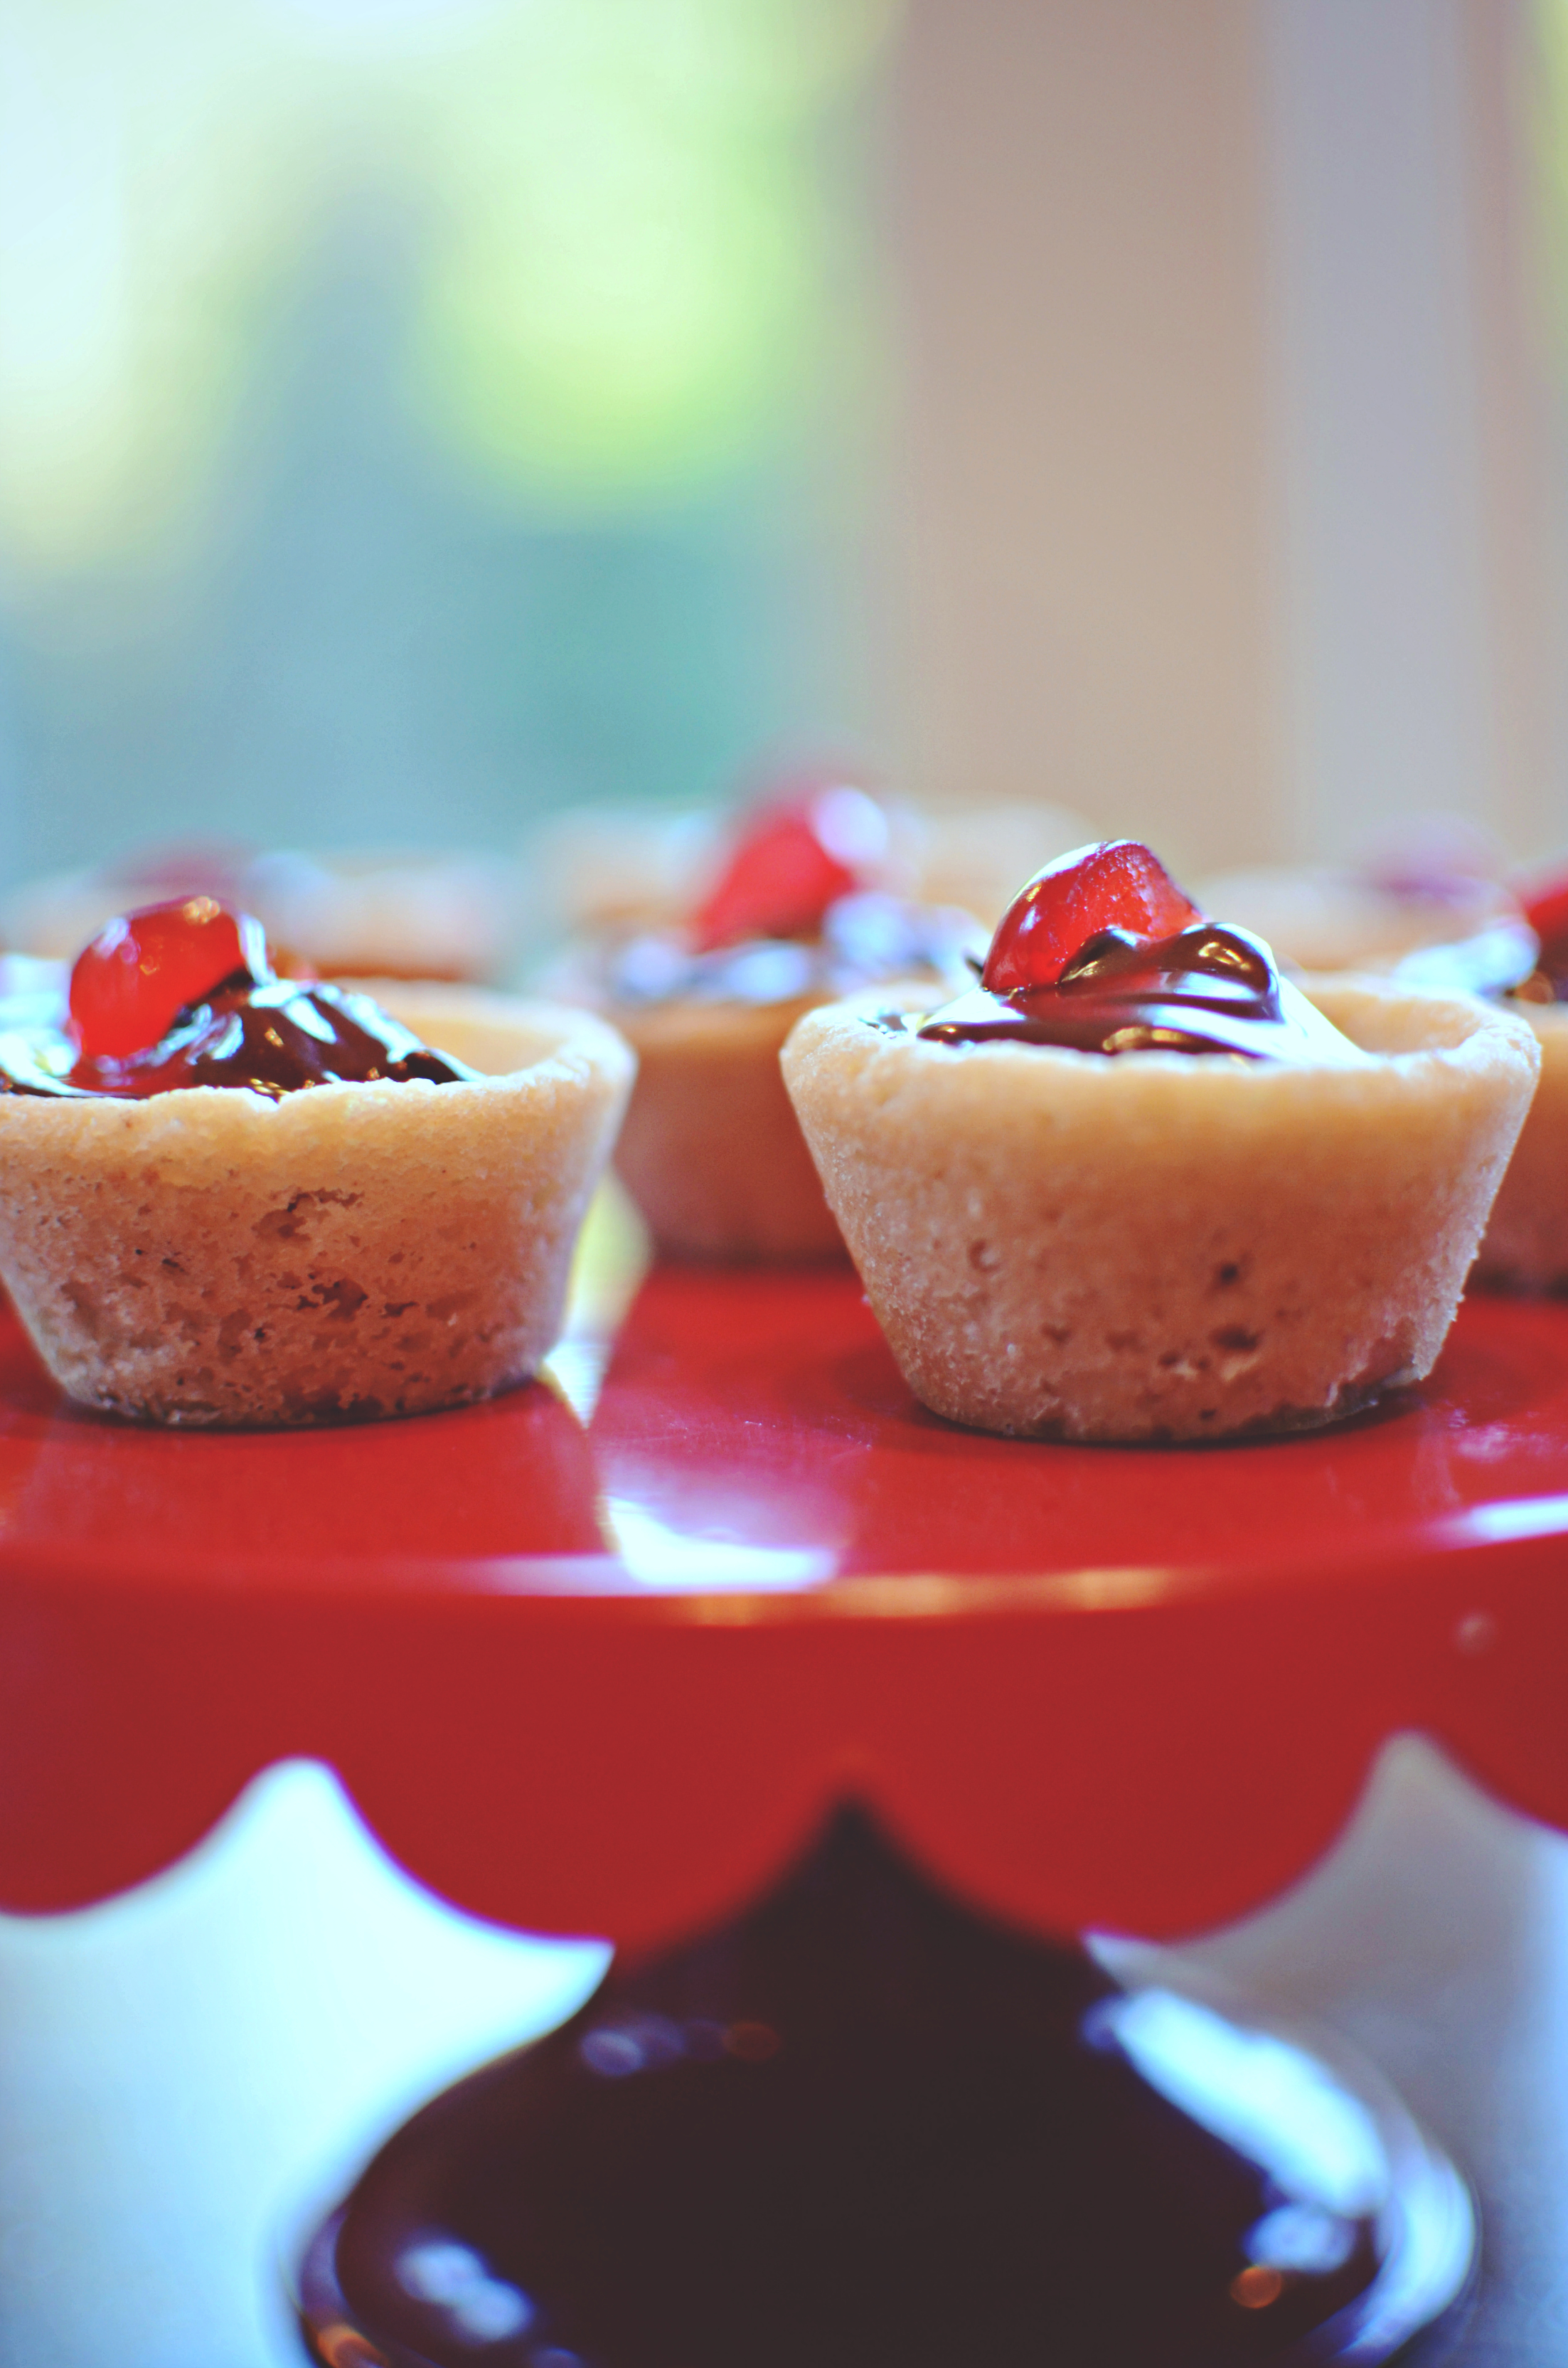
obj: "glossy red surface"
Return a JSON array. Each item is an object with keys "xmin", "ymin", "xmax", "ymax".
[{"xmin": 5, "ymin": 1265, "xmax": 1568, "ymax": 1946}]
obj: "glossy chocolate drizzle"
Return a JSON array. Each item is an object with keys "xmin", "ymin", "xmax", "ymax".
[
  {"xmin": 910, "ymin": 923, "xmax": 1356, "ymax": 1063},
  {"xmin": 299, "ymin": 1812, "xmax": 1403, "ymax": 2368},
  {"xmin": 0, "ymin": 979, "xmax": 474, "ymax": 1100}
]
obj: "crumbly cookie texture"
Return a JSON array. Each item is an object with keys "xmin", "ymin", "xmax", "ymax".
[
  {"xmin": 1473, "ymin": 1002, "xmax": 1568, "ymax": 1292},
  {"xmin": 609, "ymin": 993, "xmax": 843, "ymax": 1262},
  {"xmin": 782, "ymin": 977, "xmax": 1540, "ymax": 1443},
  {"xmin": 0, "ymin": 985, "xmax": 634, "ymax": 1428}
]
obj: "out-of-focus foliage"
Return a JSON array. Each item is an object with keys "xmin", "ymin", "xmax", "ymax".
[{"xmin": 0, "ymin": 0, "xmax": 897, "ymax": 573}]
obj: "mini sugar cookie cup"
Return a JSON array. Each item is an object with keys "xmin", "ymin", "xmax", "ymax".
[
  {"xmin": 0, "ymin": 986, "xmax": 634, "ymax": 1428},
  {"xmin": 1473, "ymin": 1002, "xmax": 1568, "ymax": 1292},
  {"xmin": 609, "ymin": 993, "xmax": 844, "ymax": 1263},
  {"xmin": 782, "ymin": 977, "xmax": 1538, "ymax": 1444}
]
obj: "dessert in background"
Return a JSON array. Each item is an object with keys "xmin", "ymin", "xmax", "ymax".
[
  {"xmin": 0, "ymin": 896, "xmax": 633, "ymax": 1425},
  {"xmin": 558, "ymin": 782, "xmax": 981, "ymax": 1262},
  {"xmin": 521, "ymin": 804, "xmax": 732, "ymax": 940},
  {"xmin": 1198, "ymin": 819, "xmax": 1513, "ymax": 974},
  {"xmin": 784, "ymin": 839, "xmax": 1538, "ymax": 1443},
  {"xmin": 1401, "ymin": 865, "xmax": 1568, "ymax": 1293},
  {"xmin": 0, "ymin": 843, "xmax": 521, "ymax": 984},
  {"xmin": 521, "ymin": 777, "xmax": 1092, "ymax": 944}
]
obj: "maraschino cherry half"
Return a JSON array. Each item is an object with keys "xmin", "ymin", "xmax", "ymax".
[
  {"xmin": 978, "ymin": 839, "xmax": 1200, "ymax": 995},
  {"xmin": 913, "ymin": 840, "xmax": 1363, "ymax": 1066},
  {"xmin": 1500, "ymin": 870, "xmax": 1568, "ymax": 1003},
  {"xmin": 1523, "ymin": 873, "xmax": 1568, "ymax": 970},
  {"xmin": 69, "ymin": 897, "xmax": 272, "ymax": 1061},
  {"xmin": 689, "ymin": 783, "xmax": 889, "ymax": 953}
]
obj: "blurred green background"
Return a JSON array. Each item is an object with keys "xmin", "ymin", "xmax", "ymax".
[{"xmin": 0, "ymin": 0, "xmax": 895, "ymax": 887}]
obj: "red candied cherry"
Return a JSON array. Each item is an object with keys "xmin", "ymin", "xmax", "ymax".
[
  {"xmin": 70, "ymin": 896, "xmax": 272, "ymax": 1060},
  {"xmin": 690, "ymin": 784, "xmax": 888, "ymax": 953},
  {"xmin": 981, "ymin": 840, "xmax": 1202, "ymax": 995},
  {"xmin": 1523, "ymin": 872, "xmax": 1568, "ymax": 964}
]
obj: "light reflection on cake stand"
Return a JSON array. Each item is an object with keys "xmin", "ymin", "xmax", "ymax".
[{"xmin": 11, "ymin": 1189, "xmax": 1568, "ymax": 2359}]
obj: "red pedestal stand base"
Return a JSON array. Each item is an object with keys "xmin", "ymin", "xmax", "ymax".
[{"xmin": 296, "ymin": 1812, "xmax": 1472, "ymax": 2368}]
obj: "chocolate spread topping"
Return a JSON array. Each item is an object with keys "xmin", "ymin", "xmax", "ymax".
[
  {"xmin": 0, "ymin": 979, "xmax": 474, "ymax": 1100},
  {"xmin": 910, "ymin": 923, "xmax": 1360, "ymax": 1064}
]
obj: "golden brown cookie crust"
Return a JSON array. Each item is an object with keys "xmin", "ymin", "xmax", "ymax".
[
  {"xmin": 0, "ymin": 986, "xmax": 634, "ymax": 1428},
  {"xmin": 608, "ymin": 992, "xmax": 844, "ymax": 1263},
  {"xmin": 1472, "ymin": 1001, "xmax": 1568, "ymax": 1292},
  {"xmin": 782, "ymin": 977, "xmax": 1539, "ymax": 1443}
]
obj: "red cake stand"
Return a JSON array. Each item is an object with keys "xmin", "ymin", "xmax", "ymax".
[{"xmin": 5, "ymin": 1241, "xmax": 1568, "ymax": 2363}]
